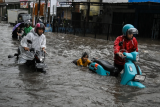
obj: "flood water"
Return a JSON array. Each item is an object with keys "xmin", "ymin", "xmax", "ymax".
[{"xmin": 0, "ymin": 23, "xmax": 160, "ymax": 107}]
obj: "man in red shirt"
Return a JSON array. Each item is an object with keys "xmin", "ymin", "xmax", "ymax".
[{"xmin": 114, "ymin": 24, "xmax": 138, "ymax": 77}]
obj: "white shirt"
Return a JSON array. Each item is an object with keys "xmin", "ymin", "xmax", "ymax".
[{"xmin": 21, "ymin": 28, "xmax": 46, "ymax": 51}]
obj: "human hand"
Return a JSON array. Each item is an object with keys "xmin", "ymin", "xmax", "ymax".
[
  {"xmin": 42, "ymin": 48, "xmax": 46, "ymax": 53},
  {"xmin": 24, "ymin": 47, "xmax": 30, "ymax": 51},
  {"xmin": 117, "ymin": 52, "xmax": 124, "ymax": 58}
]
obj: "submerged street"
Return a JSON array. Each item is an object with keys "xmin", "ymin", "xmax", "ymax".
[{"xmin": 1, "ymin": 23, "xmax": 160, "ymax": 107}]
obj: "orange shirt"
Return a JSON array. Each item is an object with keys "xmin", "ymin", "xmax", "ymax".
[{"xmin": 77, "ymin": 58, "xmax": 91, "ymax": 67}]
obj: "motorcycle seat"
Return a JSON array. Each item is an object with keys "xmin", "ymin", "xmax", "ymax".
[{"xmin": 92, "ymin": 59, "xmax": 115, "ymax": 72}]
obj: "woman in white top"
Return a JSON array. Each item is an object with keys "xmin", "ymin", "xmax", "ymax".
[{"xmin": 21, "ymin": 23, "xmax": 46, "ymax": 52}]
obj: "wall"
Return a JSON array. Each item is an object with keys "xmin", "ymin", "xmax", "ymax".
[
  {"xmin": 5, "ymin": 0, "xmax": 36, "ymax": 2},
  {"xmin": 5, "ymin": 0, "xmax": 20, "ymax": 2},
  {"xmin": 90, "ymin": 0, "xmax": 100, "ymax": 16},
  {"xmin": 50, "ymin": 0, "xmax": 57, "ymax": 15},
  {"xmin": 103, "ymin": 0, "xmax": 160, "ymax": 2},
  {"xmin": 64, "ymin": 7, "xmax": 71, "ymax": 20},
  {"xmin": 57, "ymin": 7, "xmax": 72, "ymax": 20},
  {"xmin": 0, "ymin": 0, "xmax": 4, "ymax": 3},
  {"xmin": 129, "ymin": 0, "xmax": 160, "ymax": 2},
  {"xmin": 102, "ymin": 0, "xmax": 128, "ymax": 2},
  {"xmin": 57, "ymin": 0, "xmax": 87, "ymax": 2}
]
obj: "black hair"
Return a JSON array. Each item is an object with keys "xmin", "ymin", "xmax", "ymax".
[
  {"xmin": 82, "ymin": 52, "xmax": 89, "ymax": 58},
  {"xmin": 25, "ymin": 23, "xmax": 30, "ymax": 27}
]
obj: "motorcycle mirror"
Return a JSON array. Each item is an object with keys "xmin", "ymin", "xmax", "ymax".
[
  {"xmin": 119, "ymin": 41, "xmax": 123, "ymax": 46},
  {"xmin": 27, "ymin": 40, "xmax": 32, "ymax": 44}
]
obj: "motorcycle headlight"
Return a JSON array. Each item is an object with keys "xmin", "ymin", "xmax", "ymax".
[
  {"xmin": 136, "ymin": 54, "xmax": 139, "ymax": 61},
  {"xmin": 40, "ymin": 57, "xmax": 44, "ymax": 62}
]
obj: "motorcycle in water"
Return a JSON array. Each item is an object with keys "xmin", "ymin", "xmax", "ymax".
[
  {"xmin": 16, "ymin": 40, "xmax": 47, "ymax": 73},
  {"xmin": 120, "ymin": 51, "xmax": 146, "ymax": 88},
  {"xmin": 89, "ymin": 44, "xmax": 146, "ymax": 88},
  {"xmin": 89, "ymin": 58, "xmax": 118, "ymax": 76}
]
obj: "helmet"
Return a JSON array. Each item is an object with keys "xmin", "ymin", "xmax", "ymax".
[
  {"xmin": 24, "ymin": 19, "xmax": 32, "ymax": 27},
  {"xmin": 122, "ymin": 24, "xmax": 138, "ymax": 36},
  {"xmin": 25, "ymin": 22, "xmax": 30, "ymax": 27},
  {"xmin": 34, "ymin": 23, "xmax": 45, "ymax": 33}
]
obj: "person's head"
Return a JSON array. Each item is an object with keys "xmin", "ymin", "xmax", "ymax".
[
  {"xmin": 81, "ymin": 52, "xmax": 89, "ymax": 62},
  {"xmin": 19, "ymin": 17, "xmax": 22, "ymax": 20},
  {"xmin": 122, "ymin": 24, "xmax": 138, "ymax": 40},
  {"xmin": 34, "ymin": 23, "xmax": 45, "ymax": 36},
  {"xmin": 17, "ymin": 27, "xmax": 20, "ymax": 31},
  {"xmin": 25, "ymin": 23, "xmax": 30, "ymax": 28},
  {"xmin": 126, "ymin": 31, "xmax": 133, "ymax": 40}
]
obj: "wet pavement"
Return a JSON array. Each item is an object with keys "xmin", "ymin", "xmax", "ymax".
[{"xmin": 1, "ymin": 23, "xmax": 160, "ymax": 107}]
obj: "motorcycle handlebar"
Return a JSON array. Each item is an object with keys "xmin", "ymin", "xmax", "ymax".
[
  {"xmin": 117, "ymin": 54, "xmax": 126, "ymax": 59},
  {"xmin": 122, "ymin": 55, "xmax": 127, "ymax": 59},
  {"xmin": 30, "ymin": 48, "xmax": 35, "ymax": 52},
  {"xmin": 24, "ymin": 48, "xmax": 48, "ymax": 56}
]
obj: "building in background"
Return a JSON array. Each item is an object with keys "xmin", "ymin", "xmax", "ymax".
[
  {"xmin": 57, "ymin": 0, "xmax": 89, "ymax": 20},
  {"xmin": 56, "ymin": 0, "xmax": 160, "ymax": 39},
  {"xmin": 0, "ymin": 0, "xmax": 37, "ymax": 18},
  {"xmin": 129, "ymin": 0, "xmax": 160, "ymax": 2},
  {"xmin": 102, "ymin": 0, "xmax": 128, "ymax": 3},
  {"xmin": 0, "ymin": 0, "xmax": 5, "ymax": 17},
  {"xmin": 101, "ymin": 1, "xmax": 160, "ymax": 39},
  {"xmin": 0, "ymin": 0, "xmax": 20, "ymax": 17},
  {"xmin": 57, "ymin": 0, "xmax": 72, "ymax": 20}
]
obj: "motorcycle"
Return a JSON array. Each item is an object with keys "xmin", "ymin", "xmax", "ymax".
[
  {"xmin": 16, "ymin": 40, "xmax": 47, "ymax": 73},
  {"xmin": 89, "ymin": 58, "xmax": 118, "ymax": 76},
  {"xmin": 89, "ymin": 44, "xmax": 146, "ymax": 88},
  {"xmin": 120, "ymin": 51, "xmax": 146, "ymax": 88}
]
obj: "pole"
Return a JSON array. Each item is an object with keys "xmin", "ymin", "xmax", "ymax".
[
  {"xmin": 32, "ymin": 3, "xmax": 35, "ymax": 27},
  {"xmin": 44, "ymin": 0, "xmax": 48, "ymax": 25},
  {"xmin": 84, "ymin": 18, "xmax": 86, "ymax": 37},
  {"xmin": 66, "ymin": 8, "xmax": 67, "ymax": 20},
  {"xmin": 36, "ymin": 0, "xmax": 41, "ymax": 23},
  {"xmin": 95, "ymin": 23, "xmax": 97, "ymax": 38},
  {"xmin": 86, "ymin": 2, "xmax": 90, "ymax": 24},
  {"xmin": 107, "ymin": 24, "xmax": 110, "ymax": 40},
  {"xmin": 49, "ymin": 1, "xmax": 51, "ymax": 26}
]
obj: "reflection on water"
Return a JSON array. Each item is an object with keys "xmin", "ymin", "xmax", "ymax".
[{"xmin": 0, "ymin": 23, "xmax": 160, "ymax": 107}]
